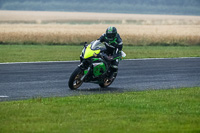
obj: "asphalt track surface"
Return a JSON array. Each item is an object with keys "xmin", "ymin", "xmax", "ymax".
[{"xmin": 0, "ymin": 57, "xmax": 200, "ymax": 101}]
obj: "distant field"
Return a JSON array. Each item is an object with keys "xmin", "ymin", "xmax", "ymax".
[
  {"xmin": 0, "ymin": 11, "xmax": 200, "ymax": 46},
  {"xmin": 0, "ymin": 24, "xmax": 200, "ymax": 46}
]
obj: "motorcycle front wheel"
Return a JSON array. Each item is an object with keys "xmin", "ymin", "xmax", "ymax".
[{"xmin": 68, "ymin": 67, "xmax": 84, "ymax": 90}]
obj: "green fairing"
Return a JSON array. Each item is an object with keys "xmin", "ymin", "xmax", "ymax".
[
  {"xmin": 93, "ymin": 63, "xmax": 106, "ymax": 77},
  {"xmin": 84, "ymin": 70, "xmax": 88, "ymax": 75},
  {"xmin": 92, "ymin": 58, "xmax": 100, "ymax": 62}
]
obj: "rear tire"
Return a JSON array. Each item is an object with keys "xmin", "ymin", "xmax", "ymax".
[
  {"xmin": 68, "ymin": 67, "xmax": 84, "ymax": 90},
  {"xmin": 99, "ymin": 73, "xmax": 117, "ymax": 88}
]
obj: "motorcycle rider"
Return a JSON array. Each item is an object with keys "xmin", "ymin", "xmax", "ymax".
[{"xmin": 97, "ymin": 26, "xmax": 123, "ymax": 80}]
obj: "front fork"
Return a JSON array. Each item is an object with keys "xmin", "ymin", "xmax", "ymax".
[{"xmin": 80, "ymin": 66, "xmax": 91, "ymax": 81}]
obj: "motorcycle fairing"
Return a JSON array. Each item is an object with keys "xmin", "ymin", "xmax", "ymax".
[
  {"xmin": 84, "ymin": 44, "xmax": 100, "ymax": 59},
  {"xmin": 93, "ymin": 62, "xmax": 106, "ymax": 77}
]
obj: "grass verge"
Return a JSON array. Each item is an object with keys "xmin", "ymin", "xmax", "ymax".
[
  {"xmin": 0, "ymin": 45, "xmax": 200, "ymax": 63},
  {"xmin": 0, "ymin": 87, "xmax": 199, "ymax": 133}
]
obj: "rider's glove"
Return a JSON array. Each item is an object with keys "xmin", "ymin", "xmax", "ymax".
[
  {"xmin": 101, "ymin": 53, "xmax": 113, "ymax": 61},
  {"xmin": 113, "ymin": 51, "xmax": 122, "ymax": 60},
  {"xmin": 106, "ymin": 55, "xmax": 113, "ymax": 61}
]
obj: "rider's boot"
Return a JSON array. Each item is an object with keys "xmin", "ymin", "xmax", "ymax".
[{"xmin": 108, "ymin": 67, "xmax": 117, "ymax": 81}]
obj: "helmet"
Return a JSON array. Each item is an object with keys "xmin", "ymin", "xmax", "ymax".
[{"xmin": 106, "ymin": 26, "xmax": 117, "ymax": 41}]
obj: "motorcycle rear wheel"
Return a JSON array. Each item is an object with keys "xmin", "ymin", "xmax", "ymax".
[
  {"xmin": 68, "ymin": 67, "xmax": 84, "ymax": 90},
  {"xmin": 99, "ymin": 73, "xmax": 117, "ymax": 88}
]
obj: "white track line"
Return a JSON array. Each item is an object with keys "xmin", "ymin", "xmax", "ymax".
[
  {"xmin": 0, "ymin": 57, "xmax": 200, "ymax": 65},
  {"xmin": 0, "ymin": 60, "xmax": 79, "ymax": 65},
  {"xmin": 126, "ymin": 57, "xmax": 200, "ymax": 61}
]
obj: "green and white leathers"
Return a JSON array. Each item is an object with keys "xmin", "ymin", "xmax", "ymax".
[
  {"xmin": 68, "ymin": 40, "xmax": 126, "ymax": 90},
  {"xmin": 99, "ymin": 26, "xmax": 123, "ymax": 58}
]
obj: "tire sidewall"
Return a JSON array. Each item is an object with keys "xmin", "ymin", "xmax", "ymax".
[{"xmin": 68, "ymin": 67, "xmax": 83, "ymax": 90}]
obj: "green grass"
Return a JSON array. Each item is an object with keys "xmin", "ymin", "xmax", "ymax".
[
  {"xmin": 0, "ymin": 45, "xmax": 200, "ymax": 63},
  {"xmin": 0, "ymin": 87, "xmax": 199, "ymax": 133},
  {"xmin": 0, "ymin": 45, "xmax": 83, "ymax": 63},
  {"xmin": 123, "ymin": 46, "xmax": 200, "ymax": 59}
]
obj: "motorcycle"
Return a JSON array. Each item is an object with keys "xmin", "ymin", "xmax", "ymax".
[{"xmin": 68, "ymin": 40, "xmax": 126, "ymax": 90}]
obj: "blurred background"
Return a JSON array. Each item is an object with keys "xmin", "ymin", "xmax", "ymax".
[
  {"xmin": 0, "ymin": 0, "xmax": 200, "ymax": 62},
  {"xmin": 0, "ymin": 0, "xmax": 200, "ymax": 15}
]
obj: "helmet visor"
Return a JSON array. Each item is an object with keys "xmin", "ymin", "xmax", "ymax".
[{"xmin": 106, "ymin": 33, "xmax": 116, "ymax": 39}]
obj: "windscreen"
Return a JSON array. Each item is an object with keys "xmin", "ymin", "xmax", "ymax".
[{"xmin": 91, "ymin": 40, "xmax": 106, "ymax": 50}]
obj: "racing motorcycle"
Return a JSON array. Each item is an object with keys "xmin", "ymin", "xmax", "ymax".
[{"xmin": 68, "ymin": 40, "xmax": 126, "ymax": 90}]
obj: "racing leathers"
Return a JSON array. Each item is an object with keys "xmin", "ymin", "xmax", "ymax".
[{"xmin": 98, "ymin": 33, "xmax": 123, "ymax": 79}]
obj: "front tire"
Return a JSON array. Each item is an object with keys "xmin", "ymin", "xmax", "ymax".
[{"xmin": 68, "ymin": 67, "xmax": 84, "ymax": 90}]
